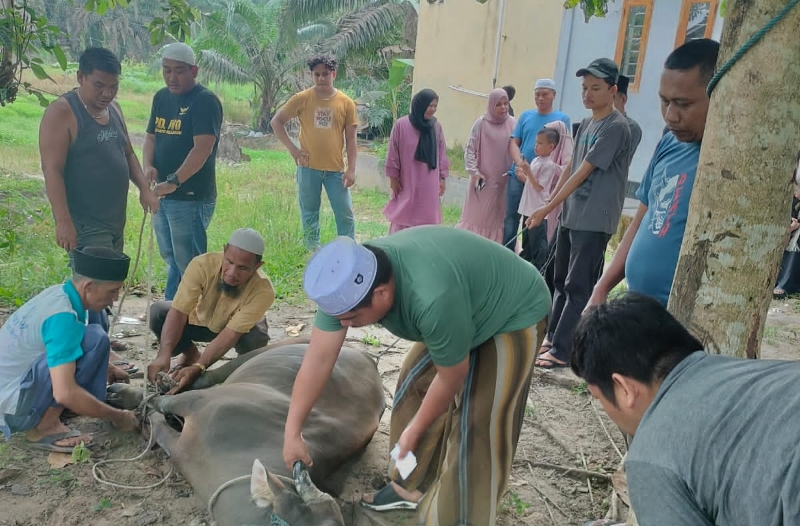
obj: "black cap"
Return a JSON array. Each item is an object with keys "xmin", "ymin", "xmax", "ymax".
[
  {"xmin": 617, "ymin": 74, "xmax": 630, "ymax": 96},
  {"xmin": 73, "ymin": 246, "xmax": 130, "ymax": 282},
  {"xmin": 576, "ymin": 58, "xmax": 620, "ymax": 83}
]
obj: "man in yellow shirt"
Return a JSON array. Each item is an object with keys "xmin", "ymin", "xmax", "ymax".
[
  {"xmin": 271, "ymin": 54, "xmax": 358, "ymax": 251},
  {"xmin": 145, "ymin": 228, "xmax": 275, "ymax": 393}
]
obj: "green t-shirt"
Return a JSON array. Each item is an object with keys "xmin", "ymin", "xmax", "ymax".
[{"xmin": 314, "ymin": 226, "xmax": 551, "ymax": 366}]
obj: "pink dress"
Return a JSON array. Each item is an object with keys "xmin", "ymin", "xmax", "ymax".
[
  {"xmin": 383, "ymin": 116, "xmax": 450, "ymax": 231},
  {"xmin": 455, "ymin": 93, "xmax": 516, "ymax": 243}
]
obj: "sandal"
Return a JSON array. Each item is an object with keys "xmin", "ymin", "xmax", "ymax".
[
  {"xmin": 773, "ymin": 288, "xmax": 787, "ymax": 300},
  {"xmin": 537, "ymin": 342, "xmax": 553, "ymax": 356},
  {"xmin": 27, "ymin": 429, "xmax": 93, "ymax": 453},
  {"xmin": 360, "ymin": 484, "xmax": 418, "ymax": 512},
  {"xmin": 111, "ymin": 359, "xmax": 139, "ymax": 375},
  {"xmin": 535, "ymin": 356, "xmax": 570, "ymax": 370}
]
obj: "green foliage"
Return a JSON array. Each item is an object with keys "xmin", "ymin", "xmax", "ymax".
[
  {"xmin": 71, "ymin": 441, "xmax": 92, "ymax": 463},
  {"xmin": 572, "ymin": 381, "xmax": 589, "ymax": 395},
  {"xmin": 361, "ymin": 333, "xmax": 381, "ymax": 346},
  {"xmin": 148, "ymin": 0, "xmax": 200, "ymax": 44},
  {"xmin": 563, "ymin": 0, "xmax": 608, "ymax": 22},
  {"xmin": 504, "ymin": 491, "xmax": 531, "ymax": 516},
  {"xmin": 93, "ymin": 497, "xmax": 113, "ymax": 512}
]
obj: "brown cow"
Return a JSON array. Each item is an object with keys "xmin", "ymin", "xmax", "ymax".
[{"xmin": 108, "ymin": 339, "xmax": 385, "ymax": 526}]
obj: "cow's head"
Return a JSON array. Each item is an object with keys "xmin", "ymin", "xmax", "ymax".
[{"xmin": 250, "ymin": 459, "xmax": 344, "ymax": 526}]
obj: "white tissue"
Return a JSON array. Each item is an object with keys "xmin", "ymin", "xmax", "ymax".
[{"xmin": 390, "ymin": 444, "xmax": 418, "ymax": 480}]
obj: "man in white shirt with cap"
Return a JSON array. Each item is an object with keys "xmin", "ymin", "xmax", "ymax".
[
  {"xmin": 282, "ymin": 226, "xmax": 551, "ymax": 526},
  {"xmin": 146, "ymin": 228, "xmax": 275, "ymax": 394}
]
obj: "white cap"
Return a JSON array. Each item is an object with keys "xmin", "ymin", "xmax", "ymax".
[
  {"xmin": 535, "ymin": 78, "xmax": 557, "ymax": 91},
  {"xmin": 161, "ymin": 42, "xmax": 196, "ymax": 66},
  {"xmin": 303, "ymin": 237, "xmax": 377, "ymax": 316},
  {"xmin": 228, "ymin": 228, "xmax": 265, "ymax": 256}
]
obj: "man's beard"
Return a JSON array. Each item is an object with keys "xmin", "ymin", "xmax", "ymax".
[{"xmin": 216, "ymin": 279, "xmax": 241, "ymax": 298}]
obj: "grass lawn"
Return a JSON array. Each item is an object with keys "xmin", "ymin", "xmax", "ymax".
[{"xmin": 0, "ymin": 64, "xmax": 462, "ymax": 307}]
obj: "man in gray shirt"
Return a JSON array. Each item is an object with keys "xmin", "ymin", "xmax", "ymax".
[
  {"xmin": 614, "ymin": 75, "xmax": 642, "ymax": 165},
  {"xmin": 572, "ymin": 293, "xmax": 800, "ymax": 526},
  {"xmin": 525, "ymin": 58, "xmax": 631, "ymax": 368}
]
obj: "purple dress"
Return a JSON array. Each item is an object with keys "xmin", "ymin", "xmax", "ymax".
[{"xmin": 383, "ymin": 116, "xmax": 450, "ymax": 231}]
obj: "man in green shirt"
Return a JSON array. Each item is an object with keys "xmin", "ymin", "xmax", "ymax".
[{"xmin": 282, "ymin": 226, "xmax": 550, "ymax": 526}]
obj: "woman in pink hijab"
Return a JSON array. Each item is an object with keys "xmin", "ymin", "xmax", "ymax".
[
  {"xmin": 542, "ymin": 120, "xmax": 574, "ymax": 242},
  {"xmin": 455, "ymin": 89, "xmax": 516, "ymax": 243}
]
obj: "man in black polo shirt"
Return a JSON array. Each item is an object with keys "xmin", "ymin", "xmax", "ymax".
[{"xmin": 144, "ymin": 42, "xmax": 223, "ymax": 300}]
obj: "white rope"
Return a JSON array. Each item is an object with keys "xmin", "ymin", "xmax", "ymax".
[
  {"xmin": 92, "ymin": 209, "xmax": 173, "ymax": 491},
  {"xmin": 207, "ymin": 474, "xmax": 251, "ymax": 526}
]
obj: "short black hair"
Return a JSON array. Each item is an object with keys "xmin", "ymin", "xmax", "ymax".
[
  {"xmin": 501, "ymin": 85, "xmax": 516, "ymax": 101},
  {"xmin": 306, "ymin": 54, "xmax": 337, "ymax": 72},
  {"xmin": 352, "ymin": 244, "xmax": 393, "ymax": 310},
  {"xmin": 664, "ymin": 38, "xmax": 720, "ymax": 85},
  {"xmin": 537, "ymin": 127, "xmax": 560, "ymax": 146},
  {"xmin": 78, "ymin": 47, "xmax": 122, "ymax": 76},
  {"xmin": 571, "ymin": 292, "xmax": 702, "ymax": 405}
]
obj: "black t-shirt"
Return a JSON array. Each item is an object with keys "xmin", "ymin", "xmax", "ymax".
[{"xmin": 146, "ymin": 84, "xmax": 223, "ymax": 200}]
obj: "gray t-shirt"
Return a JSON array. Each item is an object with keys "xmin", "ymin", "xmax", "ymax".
[
  {"xmin": 560, "ymin": 110, "xmax": 631, "ymax": 234},
  {"xmin": 626, "ymin": 115, "xmax": 642, "ymax": 164},
  {"xmin": 626, "ymin": 351, "xmax": 800, "ymax": 526}
]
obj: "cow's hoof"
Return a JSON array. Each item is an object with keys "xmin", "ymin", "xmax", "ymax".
[{"xmin": 106, "ymin": 383, "xmax": 143, "ymax": 410}]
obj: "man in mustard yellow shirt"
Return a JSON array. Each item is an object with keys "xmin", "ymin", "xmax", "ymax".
[
  {"xmin": 271, "ymin": 54, "xmax": 358, "ymax": 251},
  {"xmin": 145, "ymin": 228, "xmax": 275, "ymax": 393}
]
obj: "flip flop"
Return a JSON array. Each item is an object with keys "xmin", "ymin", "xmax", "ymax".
[
  {"xmin": 535, "ymin": 357, "xmax": 570, "ymax": 369},
  {"xmin": 110, "ymin": 340, "xmax": 130, "ymax": 353},
  {"xmin": 360, "ymin": 484, "xmax": 418, "ymax": 512},
  {"xmin": 773, "ymin": 288, "xmax": 787, "ymax": 300},
  {"xmin": 538, "ymin": 342, "xmax": 553, "ymax": 356},
  {"xmin": 27, "ymin": 429, "xmax": 93, "ymax": 453},
  {"xmin": 111, "ymin": 360, "xmax": 139, "ymax": 375}
]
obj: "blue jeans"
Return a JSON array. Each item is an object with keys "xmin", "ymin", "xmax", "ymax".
[
  {"xmin": 296, "ymin": 167, "xmax": 355, "ymax": 250},
  {"xmin": 503, "ymin": 175, "xmax": 525, "ymax": 249},
  {"xmin": 2, "ymin": 324, "xmax": 110, "ymax": 438},
  {"xmin": 153, "ymin": 198, "xmax": 215, "ymax": 300}
]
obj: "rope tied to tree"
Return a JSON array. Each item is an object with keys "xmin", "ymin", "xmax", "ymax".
[{"xmin": 707, "ymin": 0, "xmax": 800, "ymax": 97}]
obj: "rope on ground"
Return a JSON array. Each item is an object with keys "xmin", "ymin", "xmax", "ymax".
[
  {"xmin": 707, "ymin": 0, "xmax": 800, "ymax": 96},
  {"xmin": 108, "ymin": 210, "xmax": 150, "ymax": 337},
  {"xmin": 91, "ymin": 394, "xmax": 174, "ymax": 490}
]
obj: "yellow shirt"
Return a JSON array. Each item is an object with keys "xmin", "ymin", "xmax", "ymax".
[
  {"xmin": 171, "ymin": 253, "xmax": 275, "ymax": 334},
  {"xmin": 281, "ymin": 88, "xmax": 358, "ymax": 172}
]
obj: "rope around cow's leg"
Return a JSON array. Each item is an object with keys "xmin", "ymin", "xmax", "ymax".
[{"xmin": 207, "ymin": 474, "xmax": 252, "ymax": 526}]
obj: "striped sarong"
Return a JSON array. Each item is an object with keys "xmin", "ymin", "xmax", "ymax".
[{"xmin": 388, "ymin": 320, "xmax": 545, "ymax": 526}]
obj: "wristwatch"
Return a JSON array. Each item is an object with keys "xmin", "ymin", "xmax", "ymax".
[{"xmin": 165, "ymin": 172, "xmax": 181, "ymax": 188}]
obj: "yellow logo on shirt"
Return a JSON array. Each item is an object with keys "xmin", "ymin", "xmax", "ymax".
[
  {"xmin": 154, "ymin": 116, "xmax": 182, "ymax": 135},
  {"xmin": 179, "ymin": 106, "xmax": 189, "ymax": 116}
]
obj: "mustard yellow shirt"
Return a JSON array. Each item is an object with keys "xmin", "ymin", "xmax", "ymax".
[
  {"xmin": 171, "ymin": 253, "xmax": 275, "ymax": 334},
  {"xmin": 281, "ymin": 88, "xmax": 358, "ymax": 172}
]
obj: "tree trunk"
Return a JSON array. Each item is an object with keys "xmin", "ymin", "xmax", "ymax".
[
  {"xmin": 667, "ymin": 0, "xmax": 800, "ymax": 358},
  {"xmin": 258, "ymin": 90, "xmax": 274, "ymax": 133}
]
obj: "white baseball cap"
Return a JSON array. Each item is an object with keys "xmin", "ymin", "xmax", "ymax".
[
  {"xmin": 161, "ymin": 42, "xmax": 196, "ymax": 66},
  {"xmin": 535, "ymin": 78, "xmax": 557, "ymax": 91},
  {"xmin": 303, "ymin": 237, "xmax": 377, "ymax": 316},
  {"xmin": 228, "ymin": 228, "xmax": 265, "ymax": 256}
]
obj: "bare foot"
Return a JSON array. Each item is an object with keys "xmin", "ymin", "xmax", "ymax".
[{"xmin": 361, "ymin": 481, "xmax": 422, "ymax": 504}]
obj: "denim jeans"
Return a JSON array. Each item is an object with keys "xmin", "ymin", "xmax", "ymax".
[
  {"xmin": 296, "ymin": 167, "xmax": 355, "ymax": 250},
  {"xmin": 153, "ymin": 197, "xmax": 215, "ymax": 300},
  {"xmin": 503, "ymin": 175, "xmax": 525, "ymax": 249}
]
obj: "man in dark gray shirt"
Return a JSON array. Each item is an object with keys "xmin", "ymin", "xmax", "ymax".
[
  {"xmin": 614, "ymin": 75, "xmax": 642, "ymax": 165},
  {"xmin": 525, "ymin": 58, "xmax": 631, "ymax": 368},
  {"xmin": 572, "ymin": 293, "xmax": 800, "ymax": 526}
]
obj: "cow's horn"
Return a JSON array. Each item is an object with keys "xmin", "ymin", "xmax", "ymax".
[{"xmin": 292, "ymin": 461, "xmax": 327, "ymax": 503}]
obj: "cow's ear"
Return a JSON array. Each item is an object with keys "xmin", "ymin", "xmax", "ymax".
[{"xmin": 251, "ymin": 459, "xmax": 276, "ymax": 508}]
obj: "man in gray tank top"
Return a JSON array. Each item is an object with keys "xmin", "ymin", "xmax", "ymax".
[
  {"xmin": 39, "ymin": 47, "xmax": 159, "ymax": 256},
  {"xmin": 39, "ymin": 47, "xmax": 159, "ymax": 372}
]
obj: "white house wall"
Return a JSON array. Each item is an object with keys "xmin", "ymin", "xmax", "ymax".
[{"xmin": 552, "ymin": 0, "xmax": 724, "ymax": 187}]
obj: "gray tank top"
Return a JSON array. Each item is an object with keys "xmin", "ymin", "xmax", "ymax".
[{"xmin": 63, "ymin": 90, "xmax": 131, "ymax": 232}]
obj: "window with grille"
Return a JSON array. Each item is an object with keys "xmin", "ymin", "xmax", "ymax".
[
  {"xmin": 614, "ymin": 0, "xmax": 653, "ymax": 92},
  {"xmin": 675, "ymin": 0, "xmax": 719, "ymax": 46}
]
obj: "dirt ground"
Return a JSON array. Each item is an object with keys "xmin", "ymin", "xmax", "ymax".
[{"xmin": 1, "ymin": 294, "xmax": 799, "ymax": 526}]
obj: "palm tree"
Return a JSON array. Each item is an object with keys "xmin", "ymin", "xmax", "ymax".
[{"xmin": 193, "ymin": 0, "xmax": 313, "ymax": 132}]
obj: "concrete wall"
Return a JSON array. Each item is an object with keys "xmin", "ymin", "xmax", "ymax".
[
  {"xmin": 553, "ymin": 0, "xmax": 723, "ymax": 184},
  {"xmin": 412, "ymin": 0, "xmax": 565, "ymax": 149}
]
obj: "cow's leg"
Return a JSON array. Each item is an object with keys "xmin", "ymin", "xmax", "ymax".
[
  {"xmin": 154, "ymin": 390, "xmax": 209, "ymax": 417},
  {"xmin": 147, "ymin": 411, "xmax": 182, "ymax": 457},
  {"xmin": 187, "ymin": 336, "xmax": 311, "ymax": 390}
]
